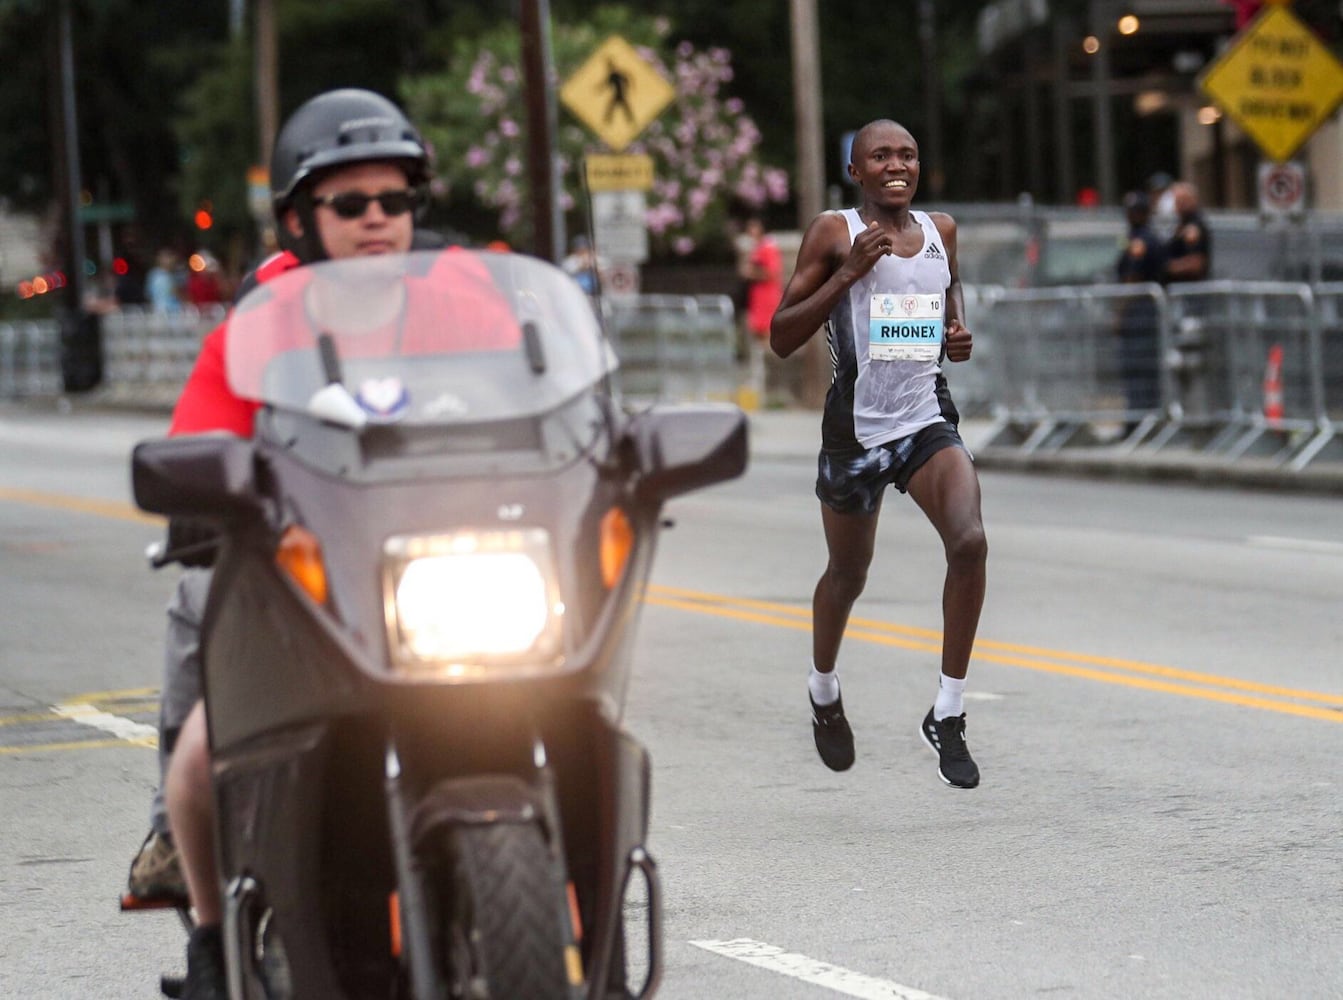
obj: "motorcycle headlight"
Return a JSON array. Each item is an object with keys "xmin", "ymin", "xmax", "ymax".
[{"xmin": 382, "ymin": 528, "xmax": 565, "ymax": 680}]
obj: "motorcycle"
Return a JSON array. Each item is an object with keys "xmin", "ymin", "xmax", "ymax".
[{"xmin": 129, "ymin": 248, "xmax": 747, "ymax": 999}]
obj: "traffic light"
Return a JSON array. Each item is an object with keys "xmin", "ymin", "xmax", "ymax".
[{"xmin": 195, "ymin": 199, "xmax": 214, "ymax": 230}]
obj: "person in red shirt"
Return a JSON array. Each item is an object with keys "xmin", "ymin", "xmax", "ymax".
[
  {"xmin": 184, "ymin": 253, "xmax": 226, "ymax": 306},
  {"xmin": 129, "ymin": 87, "xmax": 434, "ymax": 1000},
  {"xmin": 738, "ymin": 215, "xmax": 784, "ymax": 401},
  {"xmin": 742, "ymin": 215, "xmax": 784, "ymax": 337}
]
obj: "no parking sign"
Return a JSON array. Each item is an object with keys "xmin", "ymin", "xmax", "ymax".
[{"xmin": 1258, "ymin": 161, "xmax": 1306, "ymax": 217}]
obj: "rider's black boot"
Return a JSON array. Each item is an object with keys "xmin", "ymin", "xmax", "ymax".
[{"xmin": 181, "ymin": 924, "xmax": 227, "ymax": 1000}]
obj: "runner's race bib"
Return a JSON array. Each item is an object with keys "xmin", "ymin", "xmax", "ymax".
[{"xmin": 869, "ymin": 292, "xmax": 943, "ymax": 361}]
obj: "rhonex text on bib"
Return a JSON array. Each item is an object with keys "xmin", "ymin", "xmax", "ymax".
[{"xmin": 869, "ymin": 292, "xmax": 943, "ymax": 361}]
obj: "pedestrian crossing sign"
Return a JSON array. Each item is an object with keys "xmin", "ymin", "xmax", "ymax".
[{"xmin": 560, "ymin": 35, "xmax": 676, "ymax": 152}]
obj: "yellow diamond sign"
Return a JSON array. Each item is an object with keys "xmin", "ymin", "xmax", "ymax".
[
  {"xmin": 560, "ymin": 35, "xmax": 676, "ymax": 153},
  {"xmin": 1199, "ymin": 4, "xmax": 1343, "ymax": 163}
]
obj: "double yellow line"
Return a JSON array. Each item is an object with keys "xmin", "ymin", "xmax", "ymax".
[{"xmin": 646, "ymin": 584, "xmax": 1343, "ymax": 723}]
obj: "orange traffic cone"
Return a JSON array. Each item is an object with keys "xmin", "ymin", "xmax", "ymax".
[{"xmin": 1262, "ymin": 343, "xmax": 1284, "ymax": 422}]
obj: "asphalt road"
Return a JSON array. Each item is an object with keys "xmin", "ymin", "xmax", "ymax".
[{"xmin": 1, "ymin": 402, "xmax": 1341, "ymax": 999}]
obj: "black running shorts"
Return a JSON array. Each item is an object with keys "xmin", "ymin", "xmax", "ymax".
[{"xmin": 815, "ymin": 421, "xmax": 968, "ymax": 513}]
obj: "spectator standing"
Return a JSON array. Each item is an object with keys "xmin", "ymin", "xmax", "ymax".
[
  {"xmin": 738, "ymin": 215, "xmax": 783, "ymax": 402},
  {"xmin": 1115, "ymin": 191, "xmax": 1167, "ymax": 435},
  {"xmin": 185, "ymin": 251, "xmax": 226, "ymax": 306},
  {"xmin": 561, "ymin": 234, "xmax": 601, "ymax": 296},
  {"xmin": 1164, "ymin": 181, "xmax": 1211, "ymax": 283},
  {"xmin": 1147, "ymin": 171, "xmax": 1178, "ymax": 240},
  {"xmin": 146, "ymin": 248, "xmax": 183, "ymax": 313}
]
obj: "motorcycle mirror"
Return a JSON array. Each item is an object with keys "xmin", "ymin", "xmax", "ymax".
[
  {"xmin": 132, "ymin": 435, "xmax": 266, "ymax": 521},
  {"xmin": 629, "ymin": 404, "xmax": 749, "ymax": 503}
]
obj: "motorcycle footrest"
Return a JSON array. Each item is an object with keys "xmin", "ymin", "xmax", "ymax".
[{"xmin": 120, "ymin": 891, "xmax": 190, "ymax": 912}]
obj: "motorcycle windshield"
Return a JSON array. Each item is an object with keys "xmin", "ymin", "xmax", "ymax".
[{"xmin": 224, "ymin": 250, "xmax": 614, "ymax": 427}]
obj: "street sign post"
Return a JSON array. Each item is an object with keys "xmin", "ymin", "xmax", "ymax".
[
  {"xmin": 1258, "ymin": 160, "xmax": 1306, "ymax": 217},
  {"xmin": 1199, "ymin": 4, "xmax": 1343, "ymax": 163},
  {"xmin": 584, "ymin": 153, "xmax": 655, "ymax": 193},
  {"xmin": 563, "ymin": 36, "xmax": 674, "ymax": 291},
  {"xmin": 591, "ymin": 189, "xmax": 649, "ymax": 263}
]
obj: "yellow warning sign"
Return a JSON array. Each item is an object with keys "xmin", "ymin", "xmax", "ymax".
[
  {"xmin": 560, "ymin": 35, "xmax": 676, "ymax": 153},
  {"xmin": 1199, "ymin": 4, "xmax": 1343, "ymax": 163},
  {"xmin": 584, "ymin": 154, "xmax": 655, "ymax": 192}
]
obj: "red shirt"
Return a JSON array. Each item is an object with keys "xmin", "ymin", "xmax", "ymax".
[
  {"xmin": 168, "ymin": 250, "xmax": 521, "ymax": 436},
  {"xmin": 168, "ymin": 252, "xmax": 301, "ymax": 438},
  {"xmin": 746, "ymin": 236, "xmax": 783, "ymax": 338}
]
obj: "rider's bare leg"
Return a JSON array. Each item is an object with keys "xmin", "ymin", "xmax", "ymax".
[{"xmin": 165, "ymin": 700, "xmax": 222, "ymax": 925}]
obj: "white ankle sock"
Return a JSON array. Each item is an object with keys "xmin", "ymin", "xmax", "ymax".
[
  {"xmin": 933, "ymin": 673, "xmax": 966, "ymax": 720},
  {"xmin": 808, "ymin": 665, "xmax": 840, "ymax": 706}
]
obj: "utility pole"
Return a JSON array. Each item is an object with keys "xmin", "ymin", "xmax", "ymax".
[
  {"xmin": 255, "ymin": 0, "xmax": 279, "ymax": 174},
  {"xmin": 1052, "ymin": 15, "xmax": 1076, "ymax": 203},
  {"xmin": 918, "ymin": 0, "xmax": 945, "ymax": 198},
  {"xmin": 520, "ymin": 0, "xmax": 562, "ymax": 263},
  {"xmin": 1089, "ymin": 0, "xmax": 1118, "ymax": 204},
  {"xmin": 789, "ymin": 0, "xmax": 825, "ymax": 227},
  {"xmin": 57, "ymin": 0, "xmax": 99, "ymax": 391},
  {"xmin": 788, "ymin": 0, "xmax": 829, "ymax": 408}
]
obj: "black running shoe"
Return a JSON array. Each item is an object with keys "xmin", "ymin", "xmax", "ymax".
[
  {"xmin": 920, "ymin": 708, "xmax": 980, "ymax": 789},
  {"xmin": 810, "ymin": 692, "xmax": 855, "ymax": 771},
  {"xmin": 183, "ymin": 924, "xmax": 228, "ymax": 1000}
]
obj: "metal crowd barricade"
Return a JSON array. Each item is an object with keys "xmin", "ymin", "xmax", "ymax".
[
  {"xmin": 101, "ymin": 304, "xmax": 224, "ymax": 407},
  {"xmin": 956, "ymin": 283, "xmax": 1003, "ymax": 419},
  {"xmin": 978, "ymin": 283, "xmax": 1169, "ymax": 453},
  {"xmin": 1152, "ymin": 282, "xmax": 1318, "ymax": 462},
  {"xmin": 0, "ymin": 319, "xmax": 62, "ymax": 397},
  {"xmin": 1294, "ymin": 283, "xmax": 1343, "ymax": 469},
  {"xmin": 599, "ymin": 294, "xmax": 738, "ymax": 403}
]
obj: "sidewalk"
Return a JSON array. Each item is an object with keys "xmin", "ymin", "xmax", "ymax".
[
  {"xmin": 747, "ymin": 412, "xmax": 1043, "ymax": 461},
  {"xmin": 745, "ymin": 409, "xmax": 1343, "ymax": 494}
]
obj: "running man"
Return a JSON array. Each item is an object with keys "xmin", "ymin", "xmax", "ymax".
[{"xmin": 769, "ymin": 118, "xmax": 987, "ymax": 788}]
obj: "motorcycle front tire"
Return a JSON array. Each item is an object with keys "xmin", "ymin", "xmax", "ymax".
[{"xmin": 441, "ymin": 822, "xmax": 579, "ymax": 1000}]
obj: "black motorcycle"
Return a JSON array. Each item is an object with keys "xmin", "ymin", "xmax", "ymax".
[{"xmin": 130, "ymin": 249, "xmax": 747, "ymax": 999}]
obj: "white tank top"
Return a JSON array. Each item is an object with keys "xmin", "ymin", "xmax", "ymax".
[{"xmin": 822, "ymin": 208, "xmax": 956, "ymax": 450}]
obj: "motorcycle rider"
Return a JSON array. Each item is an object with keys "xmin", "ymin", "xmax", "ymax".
[{"xmin": 136, "ymin": 87, "xmax": 434, "ymax": 1000}]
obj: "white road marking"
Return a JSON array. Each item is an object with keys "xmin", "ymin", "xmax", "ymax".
[
  {"xmin": 1247, "ymin": 535, "xmax": 1343, "ymax": 557},
  {"xmin": 690, "ymin": 938, "xmax": 952, "ymax": 1000},
  {"xmin": 54, "ymin": 702, "xmax": 158, "ymax": 744}
]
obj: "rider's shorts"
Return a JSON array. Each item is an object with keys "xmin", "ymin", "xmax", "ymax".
[{"xmin": 815, "ymin": 420, "xmax": 969, "ymax": 514}]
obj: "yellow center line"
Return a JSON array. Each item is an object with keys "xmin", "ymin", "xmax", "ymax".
[
  {"xmin": 0, "ymin": 710, "xmax": 64, "ymax": 727},
  {"xmin": 0, "ymin": 487, "xmax": 159, "ymax": 525},
  {"xmin": 0, "ymin": 737, "xmax": 156, "ymax": 756},
  {"xmin": 646, "ymin": 584, "xmax": 1343, "ymax": 722}
]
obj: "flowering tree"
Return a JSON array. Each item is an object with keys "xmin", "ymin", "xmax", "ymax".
[{"xmin": 401, "ymin": 9, "xmax": 789, "ymax": 257}]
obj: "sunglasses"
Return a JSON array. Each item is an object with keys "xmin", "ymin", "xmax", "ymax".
[{"xmin": 313, "ymin": 188, "xmax": 422, "ymax": 219}]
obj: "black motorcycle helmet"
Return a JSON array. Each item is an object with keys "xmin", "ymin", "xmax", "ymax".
[{"xmin": 270, "ymin": 88, "xmax": 432, "ymax": 262}]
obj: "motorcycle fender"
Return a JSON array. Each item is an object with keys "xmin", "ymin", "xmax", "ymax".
[{"xmin": 408, "ymin": 775, "xmax": 546, "ymax": 848}]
